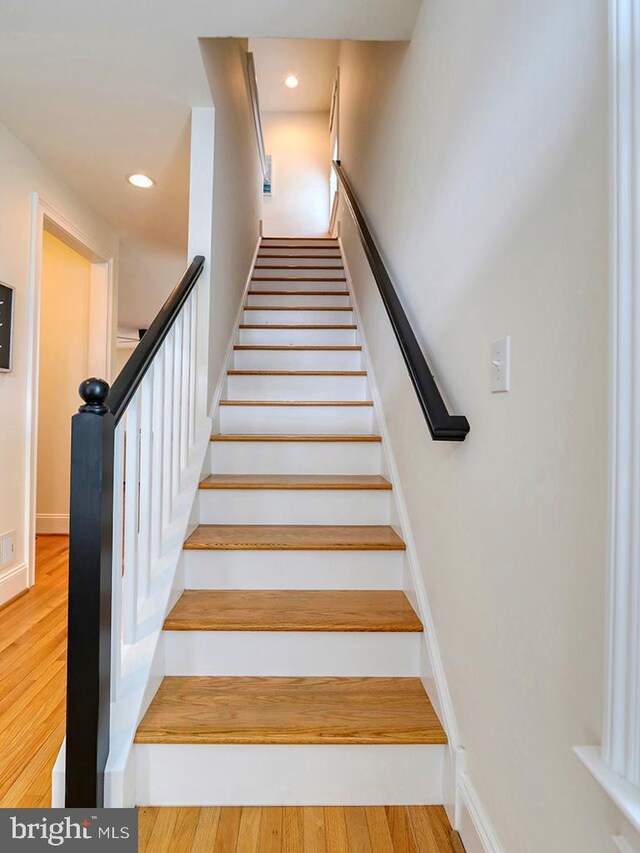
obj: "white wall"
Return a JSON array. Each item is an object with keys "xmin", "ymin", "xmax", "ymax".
[
  {"xmin": 117, "ymin": 240, "xmax": 187, "ymax": 330},
  {"xmin": 36, "ymin": 231, "xmax": 91, "ymax": 534},
  {"xmin": 200, "ymin": 39, "xmax": 263, "ymax": 404},
  {"xmin": 337, "ymin": 2, "xmax": 612, "ymax": 850},
  {"xmin": 0, "ymin": 121, "xmax": 119, "ymax": 605},
  {"xmin": 262, "ymin": 111, "xmax": 331, "ymax": 236}
]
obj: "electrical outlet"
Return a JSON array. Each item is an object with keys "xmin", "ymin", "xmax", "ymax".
[{"xmin": 0, "ymin": 530, "xmax": 16, "ymax": 567}]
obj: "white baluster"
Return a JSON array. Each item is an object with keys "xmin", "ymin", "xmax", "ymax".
[
  {"xmin": 172, "ymin": 315, "xmax": 184, "ymax": 508},
  {"xmin": 110, "ymin": 422, "xmax": 125, "ymax": 702},
  {"xmin": 189, "ymin": 291, "xmax": 198, "ymax": 451},
  {"xmin": 195, "ymin": 273, "xmax": 210, "ymax": 427},
  {"xmin": 151, "ymin": 346, "xmax": 165, "ymax": 564},
  {"xmin": 162, "ymin": 328, "xmax": 175, "ymax": 533},
  {"xmin": 137, "ymin": 369, "xmax": 154, "ymax": 599},
  {"xmin": 181, "ymin": 303, "xmax": 191, "ymax": 472},
  {"xmin": 123, "ymin": 389, "xmax": 141, "ymax": 644}
]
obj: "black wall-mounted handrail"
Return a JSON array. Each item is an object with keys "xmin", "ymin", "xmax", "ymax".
[
  {"xmin": 246, "ymin": 52, "xmax": 268, "ymax": 182},
  {"xmin": 332, "ymin": 161, "xmax": 469, "ymax": 441},
  {"xmin": 64, "ymin": 255, "xmax": 204, "ymax": 808}
]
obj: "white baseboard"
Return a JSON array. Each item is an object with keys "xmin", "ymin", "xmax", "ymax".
[
  {"xmin": 36, "ymin": 513, "xmax": 69, "ymax": 534},
  {"xmin": 339, "ymin": 237, "xmax": 460, "ymax": 741},
  {"xmin": 457, "ymin": 772, "xmax": 503, "ymax": 853},
  {"xmin": 0, "ymin": 562, "xmax": 29, "ymax": 607},
  {"xmin": 614, "ymin": 836, "xmax": 640, "ymax": 853},
  {"xmin": 339, "ymin": 231, "xmax": 503, "ymax": 852}
]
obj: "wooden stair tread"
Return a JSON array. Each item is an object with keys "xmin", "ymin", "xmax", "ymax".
[
  {"xmin": 184, "ymin": 524, "xmax": 406, "ymax": 551},
  {"xmin": 239, "ymin": 324, "xmax": 357, "ymax": 330},
  {"xmin": 244, "ymin": 306, "xmax": 353, "ymax": 311},
  {"xmin": 219, "ymin": 400, "xmax": 373, "ymax": 406},
  {"xmin": 252, "ymin": 277, "xmax": 347, "ymax": 282},
  {"xmin": 199, "ymin": 474, "xmax": 391, "ymax": 490},
  {"xmin": 233, "ymin": 345, "xmax": 362, "ymax": 351},
  {"xmin": 210, "ymin": 434, "xmax": 382, "ymax": 442},
  {"xmin": 134, "ymin": 676, "xmax": 445, "ymax": 745},
  {"xmin": 164, "ymin": 590, "xmax": 422, "ymax": 632},
  {"xmin": 246, "ymin": 290, "xmax": 350, "ymax": 296},
  {"xmin": 254, "ymin": 258, "xmax": 344, "ymax": 270},
  {"xmin": 257, "ymin": 254, "xmax": 342, "ymax": 259},
  {"xmin": 227, "ymin": 370, "xmax": 365, "ymax": 376}
]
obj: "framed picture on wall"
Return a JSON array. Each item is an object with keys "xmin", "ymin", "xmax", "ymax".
[
  {"xmin": 263, "ymin": 155, "xmax": 273, "ymax": 196},
  {"xmin": 0, "ymin": 282, "xmax": 14, "ymax": 372}
]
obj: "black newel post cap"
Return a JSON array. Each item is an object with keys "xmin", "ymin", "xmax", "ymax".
[{"xmin": 78, "ymin": 378, "xmax": 110, "ymax": 414}]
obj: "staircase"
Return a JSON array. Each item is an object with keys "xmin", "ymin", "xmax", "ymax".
[{"xmin": 133, "ymin": 236, "xmax": 447, "ymax": 806}]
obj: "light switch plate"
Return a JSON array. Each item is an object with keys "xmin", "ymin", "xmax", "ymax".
[
  {"xmin": 0, "ymin": 530, "xmax": 15, "ymax": 567},
  {"xmin": 491, "ymin": 336, "xmax": 511, "ymax": 392}
]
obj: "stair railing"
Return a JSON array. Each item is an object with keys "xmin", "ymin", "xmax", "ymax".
[
  {"xmin": 246, "ymin": 51, "xmax": 268, "ymax": 181},
  {"xmin": 65, "ymin": 255, "xmax": 205, "ymax": 807},
  {"xmin": 332, "ymin": 160, "xmax": 470, "ymax": 441}
]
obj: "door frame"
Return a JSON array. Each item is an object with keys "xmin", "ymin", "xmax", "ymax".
[{"xmin": 24, "ymin": 193, "xmax": 114, "ymax": 583}]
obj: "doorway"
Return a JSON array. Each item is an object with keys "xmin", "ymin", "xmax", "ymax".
[
  {"xmin": 25, "ymin": 199, "xmax": 113, "ymax": 584},
  {"xmin": 35, "ymin": 230, "xmax": 92, "ymax": 535}
]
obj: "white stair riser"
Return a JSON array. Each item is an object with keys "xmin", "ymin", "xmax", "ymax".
[
  {"xmin": 197, "ymin": 488, "xmax": 390, "ymax": 525},
  {"xmin": 219, "ymin": 404, "xmax": 374, "ymax": 435},
  {"xmin": 226, "ymin": 374, "xmax": 367, "ymax": 401},
  {"xmin": 238, "ymin": 328, "xmax": 357, "ymax": 346},
  {"xmin": 135, "ymin": 744, "xmax": 446, "ymax": 806},
  {"xmin": 243, "ymin": 309, "xmax": 354, "ymax": 325},
  {"xmin": 251, "ymin": 279, "xmax": 348, "ymax": 292},
  {"xmin": 255, "ymin": 257, "xmax": 344, "ymax": 268},
  {"xmin": 253, "ymin": 269, "xmax": 345, "ymax": 280},
  {"xmin": 162, "ymin": 631, "xmax": 420, "ymax": 677},
  {"xmin": 183, "ymin": 549, "xmax": 403, "ymax": 590},
  {"xmin": 259, "ymin": 247, "xmax": 341, "ymax": 256},
  {"xmin": 246, "ymin": 293, "xmax": 351, "ymax": 307},
  {"xmin": 207, "ymin": 439, "xmax": 381, "ymax": 475},
  {"xmin": 233, "ymin": 349, "xmax": 362, "ymax": 371}
]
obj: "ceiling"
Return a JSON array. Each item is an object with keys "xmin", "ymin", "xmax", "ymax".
[
  {"xmin": 250, "ymin": 39, "xmax": 339, "ymax": 112},
  {"xmin": 0, "ymin": 0, "xmax": 421, "ymax": 257}
]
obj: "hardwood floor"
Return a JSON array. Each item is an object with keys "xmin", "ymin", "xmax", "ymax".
[
  {"xmin": 0, "ymin": 536, "xmax": 457, "ymax": 851},
  {"xmin": 139, "ymin": 806, "xmax": 458, "ymax": 852},
  {"xmin": 0, "ymin": 534, "xmax": 67, "ymax": 808}
]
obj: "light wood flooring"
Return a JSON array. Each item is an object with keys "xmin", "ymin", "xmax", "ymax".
[
  {"xmin": 138, "ymin": 805, "xmax": 460, "ymax": 852},
  {"xmin": 0, "ymin": 534, "xmax": 68, "ymax": 808},
  {"xmin": 0, "ymin": 536, "xmax": 460, "ymax": 851}
]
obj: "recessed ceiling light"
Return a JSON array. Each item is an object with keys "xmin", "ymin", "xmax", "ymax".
[
  {"xmin": 127, "ymin": 173, "xmax": 155, "ymax": 189},
  {"xmin": 284, "ymin": 75, "xmax": 299, "ymax": 89}
]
